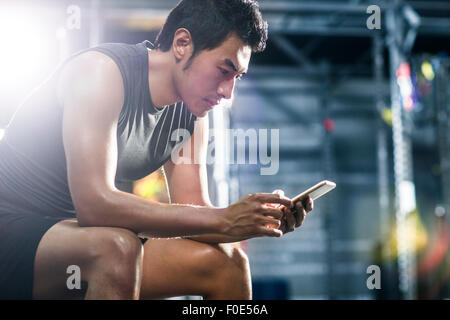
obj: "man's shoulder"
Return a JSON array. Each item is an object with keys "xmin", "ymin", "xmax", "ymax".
[{"xmin": 57, "ymin": 50, "xmax": 124, "ymax": 108}]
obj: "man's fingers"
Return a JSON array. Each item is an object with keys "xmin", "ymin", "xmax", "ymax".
[
  {"xmin": 293, "ymin": 201, "xmax": 307, "ymax": 227},
  {"xmin": 284, "ymin": 211, "xmax": 296, "ymax": 233},
  {"xmin": 261, "ymin": 206, "xmax": 284, "ymax": 219},
  {"xmin": 294, "ymin": 210, "xmax": 306, "ymax": 228},
  {"xmin": 295, "ymin": 199, "xmax": 311, "ymax": 214},
  {"xmin": 294, "ymin": 209, "xmax": 301, "ymax": 227},
  {"xmin": 250, "ymin": 193, "xmax": 293, "ymax": 208},
  {"xmin": 300, "ymin": 195, "xmax": 314, "ymax": 212},
  {"xmin": 265, "ymin": 202, "xmax": 281, "ymax": 209},
  {"xmin": 269, "ymin": 190, "xmax": 285, "ymax": 209},
  {"xmin": 272, "ymin": 189, "xmax": 285, "ymax": 197},
  {"xmin": 250, "ymin": 192, "xmax": 311, "ymax": 232},
  {"xmin": 257, "ymin": 226, "xmax": 283, "ymax": 237},
  {"xmin": 263, "ymin": 217, "xmax": 281, "ymax": 228}
]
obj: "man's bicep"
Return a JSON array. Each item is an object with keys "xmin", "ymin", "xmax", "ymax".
[
  {"xmin": 60, "ymin": 51, "xmax": 125, "ymax": 216},
  {"xmin": 163, "ymin": 116, "xmax": 212, "ymax": 206}
]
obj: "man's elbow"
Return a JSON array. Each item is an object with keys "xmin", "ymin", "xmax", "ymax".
[
  {"xmin": 73, "ymin": 188, "xmax": 113, "ymax": 227},
  {"xmin": 76, "ymin": 209, "xmax": 101, "ymax": 227}
]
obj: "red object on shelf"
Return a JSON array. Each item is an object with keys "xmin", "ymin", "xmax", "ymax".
[
  {"xmin": 323, "ymin": 118, "xmax": 335, "ymax": 132},
  {"xmin": 396, "ymin": 62, "xmax": 411, "ymax": 78}
]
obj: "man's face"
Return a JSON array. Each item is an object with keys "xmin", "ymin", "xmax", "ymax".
[{"xmin": 174, "ymin": 32, "xmax": 252, "ymax": 118}]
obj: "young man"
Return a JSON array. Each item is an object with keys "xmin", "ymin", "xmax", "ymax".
[{"xmin": 0, "ymin": 0, "xmax": 313, "ymax": 299}]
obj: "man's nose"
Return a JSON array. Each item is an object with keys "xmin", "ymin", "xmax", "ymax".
[{"xmin": 217, "ymin": 77, "xmax": 235, "ymax": 100}]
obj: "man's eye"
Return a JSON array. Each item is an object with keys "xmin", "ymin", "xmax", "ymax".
[{"xmin": 219, "ymin": 68, "xmax": 229, "ymax": 75}]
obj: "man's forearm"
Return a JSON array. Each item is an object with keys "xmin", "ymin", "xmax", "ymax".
[
  {"xmin": 76, "ymin": 188, "xmax": 224, "ymax": 238},
  {"xmin": 182, "ymin": 202, "xmax": 248, "ymax": 244},
  {"xmin": 187, "ymin": 233, "xmax": 251, "ymax": 244}
]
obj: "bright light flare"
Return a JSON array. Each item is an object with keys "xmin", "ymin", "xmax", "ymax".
[
  {"xmin": 421, "ymin": 61, "xmax": 435, "ymax": 81},
  {"xmin": 0, "ymin": 6, "xmax": 53, "ymax": 90}
]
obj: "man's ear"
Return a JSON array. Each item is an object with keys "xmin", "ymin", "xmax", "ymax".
[{"xmin": 172, "ymin": 28, "xmax": 193, "ymax": 62}]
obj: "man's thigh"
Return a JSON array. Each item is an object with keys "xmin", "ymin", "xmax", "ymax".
[
  {"xmin": 32, "ymin": 219, "xmax": 138, "ymax": 299},
  {"xmin": 140, "ymin": 238, "xmax": 242, "ymax": 299}
]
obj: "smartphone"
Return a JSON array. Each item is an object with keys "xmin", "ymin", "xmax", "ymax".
[{"xmin": 292, "ymin": 180, "xmax": 336, "ymax": 203}]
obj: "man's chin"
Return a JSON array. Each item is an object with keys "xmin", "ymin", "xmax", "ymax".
[
  {"xmin": 184, "ymin": 101, "xmax": 214, "ymax": 118},
  {"xmin": 190, "ymin": 107, "xmax": 210, "ymax": 118},
  {"xmin": 196, "ymin": 110, "xmax": 209, "ymax": 118}
]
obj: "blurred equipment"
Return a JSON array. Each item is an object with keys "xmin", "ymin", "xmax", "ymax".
[{"xmin": 386, "ymin": 0, "xmax": 421, "ymax": 299}]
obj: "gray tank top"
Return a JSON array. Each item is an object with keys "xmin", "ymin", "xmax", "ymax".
[{"xmin": 0, "ymin": 40, "xmax": 197, "ymax": 219}]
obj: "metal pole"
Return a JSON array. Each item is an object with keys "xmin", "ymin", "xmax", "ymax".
[
  {"xmin": 435, "ymin": 60, "xmax": 450, "ymax": 298},
  {"xmin": 386, "ymin": 1, "xmax": 418, "ymax": 299},
  {"xmin": 373, "ymin": 34, "xmax": 390, "ymax": 244},
  {"xmin": 373, "ymin": 33, "xmax": 392, "ymax": 298},
  {"xmin": 436, "ymin": 61, "xmax": 450, "ymax": 221},
  {"xmin": 320, "ymin": 77, "xmax": 337, "ymax": 299}
]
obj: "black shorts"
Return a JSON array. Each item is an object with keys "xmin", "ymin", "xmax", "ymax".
[
  {"xmin": 0, "ymin": 213, "xmax": 65, "ymax": 300},
  {"xmin": 0, "ymin": 212, "xmax": 149, "ymax": 300}
]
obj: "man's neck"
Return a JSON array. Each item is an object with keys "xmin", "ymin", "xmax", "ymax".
[{"xmin": 147, "ymin": 49, "xmax": 181, "ymax": 108}]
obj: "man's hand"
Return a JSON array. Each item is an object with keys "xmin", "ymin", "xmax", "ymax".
[
  {"xmin": 269, "ymin": 190, "xmax": 314, "ymax": 234},
  {"xmin": 220, "ymin": 193, "xmax": 294, "ymax": 239}
]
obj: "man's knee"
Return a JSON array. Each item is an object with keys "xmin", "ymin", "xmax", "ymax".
[
  {"xmin": 198, "ymin": 243, "xmax": 251, "ymax": 299},
  {"xmin": 201, "ymin": 243, "xmax": 251, "ymax": 282},
  {"xmin": 216, "ymin": 243, "xmax": 250, "ymax": 271},
  {"xmin": 100, "ymin": 228, "xmax": 143, "ymax": 259},
  {"xmin": 229, "ymin": 245, "xmax": 250, "ymax": 272},
  {"xmin": 88, "ymin": 228, "xmax": 144, "ymax": 288}
]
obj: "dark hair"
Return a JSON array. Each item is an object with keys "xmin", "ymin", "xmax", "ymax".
[{"xmin": 154, "ymin": 0, "xmax": 268, "ymax": 58}]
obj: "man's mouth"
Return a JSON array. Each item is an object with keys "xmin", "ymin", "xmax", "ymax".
[{"xmin": 204, "ymin": 98, "xmax": 219, "ymax": 109}]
